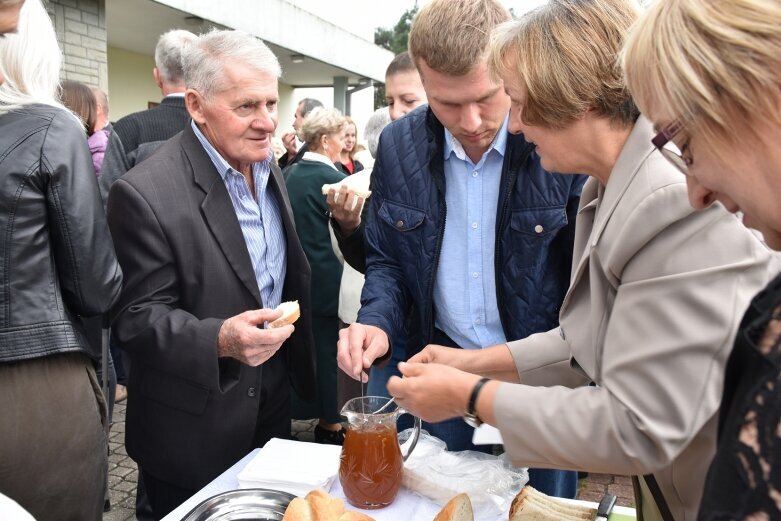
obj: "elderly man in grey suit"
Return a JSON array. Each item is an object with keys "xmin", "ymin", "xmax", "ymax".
[{"xmin": 107, "ymin": 30, "xmax": 316, "ymax": 520}]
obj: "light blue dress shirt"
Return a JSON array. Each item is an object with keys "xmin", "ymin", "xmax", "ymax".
[
  {"xmin": 433, "ymin": 115, "xmax": 509, "ymax": 349},
  {"xmin": 191, "ymin": 121, "xmax": 286, "ymax": 309}
]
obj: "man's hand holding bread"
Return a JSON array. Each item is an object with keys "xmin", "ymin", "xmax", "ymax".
[{"xmin": 217, "ymin": 301, "xmax": 299, "ymax": 367}]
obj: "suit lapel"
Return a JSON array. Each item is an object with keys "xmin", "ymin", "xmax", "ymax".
[{"xmin": 182, "ymin": 125, "xmax": 263, "ymax": 307}]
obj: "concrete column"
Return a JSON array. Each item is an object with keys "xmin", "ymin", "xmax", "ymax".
[{"xmin": 333, "ymin": 76, "xmax": 348, "ymax": 114}]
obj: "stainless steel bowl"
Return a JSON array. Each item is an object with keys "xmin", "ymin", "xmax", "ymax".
[{"xmin": 180, "ymin": 488, "xmax": 297, "ymax": 521}]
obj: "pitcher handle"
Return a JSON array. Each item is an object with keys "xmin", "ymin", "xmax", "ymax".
[{"xmin": 397, "ymin": 408, "xmax": 421, "ymax": 462}]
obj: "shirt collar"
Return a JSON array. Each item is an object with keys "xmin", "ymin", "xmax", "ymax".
[
  {"xmin": 190, "ymin": 120, "xmax": 272, "ymax": 181},
  {"xmin": 302, "ymin": 151, "xmax": 339, "ymax": 170},
  {"xmin": 443, "ymin": 113, "xmax": 510, "ymax": 164}
]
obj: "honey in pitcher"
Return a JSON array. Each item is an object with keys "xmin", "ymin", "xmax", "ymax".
[{"xmin": 339, "ymin": 423, "xmax": 403, "ymax": 508}]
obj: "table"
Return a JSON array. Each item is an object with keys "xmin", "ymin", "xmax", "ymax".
[{"xmin": 162, "ymin": 448, "xmax": 637, "ymax": 520}]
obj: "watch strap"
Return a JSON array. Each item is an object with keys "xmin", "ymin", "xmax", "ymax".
[{"xmin": 467, "ymin": 377, "xmax": 491, "ymax": 417}]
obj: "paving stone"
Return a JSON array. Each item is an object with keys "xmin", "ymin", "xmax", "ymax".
[{"xmin": 109, "ymin": 465, "xmax": 135, "ymax": 478}]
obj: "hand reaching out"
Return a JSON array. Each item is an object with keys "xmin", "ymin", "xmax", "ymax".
[{"xmin": 336, "ymin": 323, "xmax": 390, "ymax": 383}]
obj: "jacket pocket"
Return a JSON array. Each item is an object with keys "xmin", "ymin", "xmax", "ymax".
[
  {"xmin": 510, "ymin": 206, "xmax": 568, "ymax": 270},
  {"xmin": 139, "ymin": 366, "xmax": 210, "ymax": 416},
  {"xmin": 378, "ymin": 200, "xmax": 426, "ymax": 232}
]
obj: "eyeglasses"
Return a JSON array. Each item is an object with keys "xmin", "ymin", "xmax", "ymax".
[{"xmin": 651, "ymin": 120, "xmax": 693, "ymax": 176}]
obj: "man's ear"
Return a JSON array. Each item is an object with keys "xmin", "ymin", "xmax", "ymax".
[
  {"xmin": 185, "ymin": 89, "xmax": 206, "ymax": 125},
  {"xmin": 153, "ymin": 68, "xmax": 163, "ymax": 91}
]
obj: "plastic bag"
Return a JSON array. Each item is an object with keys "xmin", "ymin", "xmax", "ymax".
[{"xmin": 399, "ymin": 429, "xmax": 529, "ymax": 518}]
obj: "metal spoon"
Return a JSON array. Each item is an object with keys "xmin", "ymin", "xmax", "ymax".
[{"xmin": 372, "ymin": 397, "xmax": 395, "ymax": 415}]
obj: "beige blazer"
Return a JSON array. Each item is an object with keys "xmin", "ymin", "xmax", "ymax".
[{"xmin": 493, "ymin": 117, "xmax": 779, "ymax": 520}]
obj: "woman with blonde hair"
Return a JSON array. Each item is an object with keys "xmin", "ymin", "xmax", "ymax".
[
  {"xmin": 384, "ymin": 0, "xmax": 778, "ymax": 518},
  {"xmin": 336, "ymin": 116, "xmax": 364, "ymax": 176},
  {"xmin": 0, "ymin": 0, "xmax": 122, "ymax": 519},
  {"xmin": 285, "ymin": 107, "xmax": 349, "ymax": 444},
  {"xmin": 624, "ymin": 0, "xmax": 781, "ymax": 518}
]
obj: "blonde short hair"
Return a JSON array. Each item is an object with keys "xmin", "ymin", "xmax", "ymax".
[
  {"xmin": 623, "ymin": 0, "xmax": 781, "ymax": 152},
  {"xmin": 409, "ymin": 0, "xmax": 510, "ymax": 76},
  {"xmin": 489, "ymin": 0, "xmax": 641, "ymax": 129},
  {"xmin": 298, "ymin": 107, "xmax": 347, "ymax": 149}
]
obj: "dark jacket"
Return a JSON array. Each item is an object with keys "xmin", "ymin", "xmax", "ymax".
[
  {"xmin": 107, "ymin": 124, "xmax": 316, "ymax": 489},
  {"xmin": 357, "ymin": 106, "xmax": 586, "ymax": 356},
  {"xmin": 279, "ymin": 143, "xmax": 309, "ymax": 172},
  {"xmin": 698, "ymin": 273, "xmax": 781, "ymax": 520},
  {"xmin": 335, "ymin": 158, "xmax": 364, "ymax": 176},
  {"xmin": 98, "ymin": 96, "xmax": 190, "ymax": 205},
  {"xmin": 0, "ymin": 104, "xmax": 122, "ymax": 362}
]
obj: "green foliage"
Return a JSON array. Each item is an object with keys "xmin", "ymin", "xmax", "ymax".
[{"xmin": 373, "ymin": 4, "xmax": 419, "ymax": 109}]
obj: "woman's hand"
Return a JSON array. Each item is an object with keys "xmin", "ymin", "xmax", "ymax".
[
  {"xmin": 408, "ymin": 344, "xmax": 476, "ymax": 369},
  {"xmin": 387, "ymin": 362, "xmax": 481, "ymax": 423}
]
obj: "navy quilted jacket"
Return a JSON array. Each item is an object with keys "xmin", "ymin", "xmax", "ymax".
[{"xmin": 357, "ymin": 106, "xmax": 586, "ymax": 356}]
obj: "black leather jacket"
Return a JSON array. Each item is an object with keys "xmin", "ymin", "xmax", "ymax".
[{"xmin": 0, "ymin": 104, "xmax": 122, "ymax": 362}]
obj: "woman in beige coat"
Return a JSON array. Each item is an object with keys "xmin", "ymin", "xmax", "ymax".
[{"xmin": 385, "ymin": 1, "xmax": 779, "ymax": 519}]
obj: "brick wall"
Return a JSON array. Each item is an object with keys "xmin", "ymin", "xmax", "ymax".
[{"xmin": 47, "ymin": 0, "xmax": 107, "ymax": 89}]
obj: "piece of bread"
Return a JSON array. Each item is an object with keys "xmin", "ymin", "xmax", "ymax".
[
  {"xmin": 282, "ymin": 497, "xmax": 314, "ymax": 521},
  {"xmin": 337, "ymin": 512, "xmax": 376, "ymax": 521},
  {"xmin": 433, "ymin": 493, "xmax": 473, "ymax": 521},
  {"xmin": 321, "ymin": 182, "xmax": 372, "ymax": 211},
  {"xmin": 509, "ymin": 486, "xmax": 596, "ymax": 521},
  {"xmin": 282, "ymin": 489, "xmax": 376, "ymax": 521},
  {"xmin": 268, "ymin": 300, "xmax": 300, "ymax": 328},
  {"xmin": 306, "ymin": 489, "xmax": 345, "ymax": 521}
]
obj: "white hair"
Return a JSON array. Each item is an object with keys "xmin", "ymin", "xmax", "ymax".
[
  {"xmin": 154, "ymin": 29, "xmax": 196, "ymax": 85},
  {"xmin": 182, "ymin": 29, "xmax": 281, "ymax": 99},
  {"xmin": 364, "ymin": 107, "xmax": 391, "ymax": 158},
  {"xmin": 0, "ymin": 0, "xmax": 69, "ymax": 116}
]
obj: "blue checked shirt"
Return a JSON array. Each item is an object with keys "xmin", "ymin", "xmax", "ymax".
[
  {"xmin": 191, "ymin": 121, "xmax": 286, "ymax": 309},
  {"xmin": 433, "ymin": 115, "xmax": 509, "ymax": 349}
]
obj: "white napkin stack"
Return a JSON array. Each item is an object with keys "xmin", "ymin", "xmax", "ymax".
[{"xmin": 236, "ymin": 438, "xmax": 342, "ymax": 497}]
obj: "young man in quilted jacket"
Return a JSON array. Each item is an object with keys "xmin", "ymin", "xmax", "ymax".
[{"xmin": 335, "ymin": 0, "xmax": 586, "ymax": 498}]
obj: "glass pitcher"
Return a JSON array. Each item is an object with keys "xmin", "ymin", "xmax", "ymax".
[{"xmin": 338, "ymin": 396, "xmax": 421, "ymax": 509}]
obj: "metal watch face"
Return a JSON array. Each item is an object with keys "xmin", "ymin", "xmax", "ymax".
[{"xmin": 463, "ymin": 412, "xmax": 483, "ymax": 429}]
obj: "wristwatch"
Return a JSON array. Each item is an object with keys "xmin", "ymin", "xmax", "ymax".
[{"xmin": 463, "ymin": 377, "xmax": 491, "ymax": 428}]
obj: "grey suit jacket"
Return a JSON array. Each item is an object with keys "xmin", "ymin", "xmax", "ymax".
[
  {"xmin": 493, "ymin": 117, "xmax": 779, "ymax": 520},
  {"xmin": 107, "ymin": 124, "xmax": 316, "ymax": 488}
]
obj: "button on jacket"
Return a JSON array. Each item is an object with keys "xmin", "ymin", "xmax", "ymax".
[{"xmin": 0, "ymin": 104, "xmax": 122, "ymax": 362}]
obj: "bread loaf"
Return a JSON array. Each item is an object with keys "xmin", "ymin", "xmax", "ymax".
[
  {"xmin": 268, "ymin": 300, "xmax": 300, "ymax": 328},
  {"xmin": 282, "ymin": 489, "xmax": 376, "ymax": 521},
  {"xmin": 321, "ymin": 182, "xmax": 371, "ymax": 211},
  {"xmin": 321, "ymin": 183, "xmax": 372, "ymax": 200},
  {"xmin": 509, "ymin": 486, "xmax": 596, "ymax": 521},
  {"xmin": 433, "ymin": 493, "xmax": 473, "ymax": 521}
]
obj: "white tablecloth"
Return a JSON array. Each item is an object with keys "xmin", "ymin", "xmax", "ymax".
[{"xmin": 162, "ymin": 447, "xmax": 636, "ymax": 520}]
